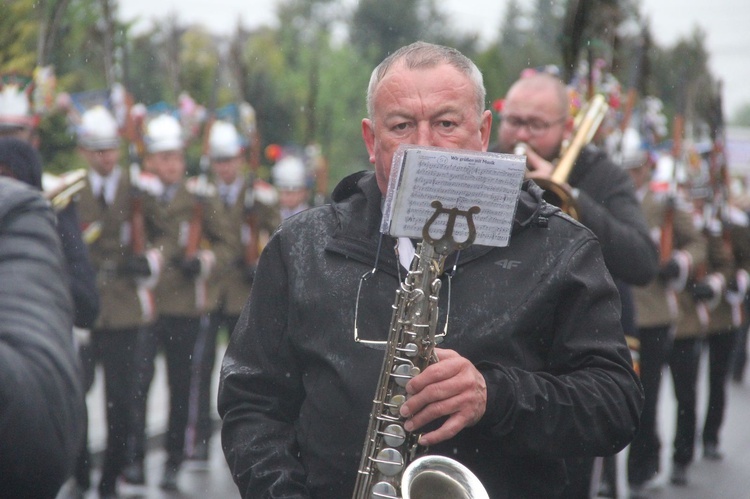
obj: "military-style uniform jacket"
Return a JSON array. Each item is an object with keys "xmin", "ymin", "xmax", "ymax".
[
  {"xmin": 213, "ymin": 176, "xmax": 280, "ymax": 315},
  {"xmin": 705, "ymin": 206, "xmax": 750, "ymax": 335},
  {"xmin": 154, "ymin": 178, "xmax": 235, "ymax": 317},
  {"xmin": 633, "ymin": 188, "xmax": 706, "ymax": 328},
  {"xmin": 674, "ymin": 209, "xmax": 743, "ymax": 339},
  {"xmin": 78, "ymin": 166, "xmax": 164, "ymax": 330}
]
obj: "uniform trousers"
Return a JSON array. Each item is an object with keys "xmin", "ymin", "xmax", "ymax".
[
  {"xmin": 669, "ymin": 328, "xmax": 736, "ymax": 465},
  {"xmin": 128, "ymin": 315, "xmax": 200, "ymax": 468},
  {"xmin": 628, "ymin": 325, "xmax": 672, "ymax": 485},
  {"xmin": 185, "ymin": 308, "xmax": 239, "ymax": 458},
  {"xmin": 90, "ymin": 328, "xmax": 139, "ymax": 492}
]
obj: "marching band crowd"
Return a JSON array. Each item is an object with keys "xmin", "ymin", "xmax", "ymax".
[{"xmin": 1, "ymin": 44, "xmax": 748, "ymax": 499}]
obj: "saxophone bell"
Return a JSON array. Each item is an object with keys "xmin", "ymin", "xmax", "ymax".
[{"xmin": 402, "ymin": 456, "xmax": 489, "ymax": 499}]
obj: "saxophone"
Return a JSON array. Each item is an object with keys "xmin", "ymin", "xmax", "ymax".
[{"xmin": 352, "ymin": 202, "xmax": 489, "ymax": 499}]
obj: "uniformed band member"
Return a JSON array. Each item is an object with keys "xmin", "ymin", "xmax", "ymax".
[
  {"xmin": 0, "ymin": 78, "xmax": 37, "ymax": 143},
  {"xmin": 75, "ymin": 105, "xmax": 164, "ymax": 499},
  {"xmin": 622, "ymin": 147, "xmax": 707, "ymax": 495},
  {"xmin": 669, "ymin": 182, "xmax": 750, "ymax": 486},
  {"xmin": 126, "ymin": 113, "xmax": 234, "ymax": 491},
  {"xmin": 272, "ymin": 154, "xmax": 311, "ymax": 220},
  {"xmin": 184, "ymin": 119, "xmax": 280, "ymax": 464}
]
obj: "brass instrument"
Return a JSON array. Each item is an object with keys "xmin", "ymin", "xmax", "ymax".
[
  {"xmin": 352, "ymin": 202, "xmax": 488, "ymax": 499},
  {"xmin": 42, "ymin": 169, "xmax": 87, "ymax": 212},
  {"xmin": 533, "ymin": 93, "xmax": 609, "ymax": 220}
]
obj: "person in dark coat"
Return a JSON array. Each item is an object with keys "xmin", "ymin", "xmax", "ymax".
[
  {"xmin": 0, "ymin": 177, "xmax": 86, "ymax": 498},
  {"xmin": 0, "ymin": 136, "xmax": 99, "ymax": 329},
  {"xmin": 495, "ymin": 70, "xmax": 658, "ymax": 498},
  {"xmin": 218, "ymin": 41, "xmax": 643, "ymax": 498}
]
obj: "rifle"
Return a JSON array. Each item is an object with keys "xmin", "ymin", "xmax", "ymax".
[
  {"xmin": 660, "ymin": 85, "xmax": 685, "ymax": 266},
  {"xmin": 184, "ymin": 73, "xmax": 219, "ymax": 261},
  {"xmin": 121, "ymin": 87, "xmax": 147, "ymax": 256},
  {"xmin": 243, "ymin": 184, "xmax": 261, "ymax": 271},
  {"xmin": 308, "ymin": 143, "xmax": 329, "ymax": 207},
  {"xmin": 237, "ymin": 102, "xmax": 262, "ymax": 270},
  {"xmin": 239, "ymin": 102, "xmax": 260, "ymax": 173},
  {"xmin": 708, "ymin": 80, "xmax": 734, "ymax": 259}
]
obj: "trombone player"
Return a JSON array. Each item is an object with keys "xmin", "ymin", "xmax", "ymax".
[
  {"xmin": 496, "ymin": 70, "xmax": 658, "ymax": 496},
  {"xmin": 496, "ymin": 71, "xmax": 658, "ymax": 287}
]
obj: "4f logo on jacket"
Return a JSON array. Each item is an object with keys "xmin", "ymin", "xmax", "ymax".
[{"xmin": 495, "ymin": 259, "xmax": 521, "ymax": 269}]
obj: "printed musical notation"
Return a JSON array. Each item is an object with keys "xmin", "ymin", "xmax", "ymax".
[{"xmin": 381, "ymin": 145, "xmax": 525, "ymax": 247}]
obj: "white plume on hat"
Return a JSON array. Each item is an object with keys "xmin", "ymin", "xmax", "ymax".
[
  {"xmin": 209, "ymin": 120, "xmax": 241, "ymax": 159},
  {"xmin": 0, "ymin": 84, "xmax": 33, "ymax": 129},
  {"xmin": 145, "ymin": 114, "xmax": 184, "ymax": 153},
  {"xmin": 78, "ymin": 106, "xmax": 120, "ymax": 150},
  {"xmin": 272, "ymin": 156, "xmax": 307, "ymax": 190}
]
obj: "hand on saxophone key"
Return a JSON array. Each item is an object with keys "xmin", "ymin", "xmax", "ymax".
[{"xmin": 399, "ymin": 348, "xmax": 487, "ymax": 446}]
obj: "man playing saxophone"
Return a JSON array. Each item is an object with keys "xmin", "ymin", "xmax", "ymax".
[{"xmin": 219, "ymin": 42, "xmax": 643, "ymax": 498}]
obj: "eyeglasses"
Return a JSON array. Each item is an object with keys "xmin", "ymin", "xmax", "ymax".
[{"xmin": 501, "ymin": 115, "xmax": 565, "ymax": 136}]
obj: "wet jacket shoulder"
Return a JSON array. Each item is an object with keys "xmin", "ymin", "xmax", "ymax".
[
  {"xmin": 0, "ymin": 178, "xmax": 85, "ymax": 498},
  {"xmin": 219, "ymin": 171, "xmax": 642, "ymax": 498},
  {"xmin": 570, "ymin": 146, "xmax": 658, "ymax": 285}
]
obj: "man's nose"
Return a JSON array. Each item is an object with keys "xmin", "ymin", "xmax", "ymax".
[
  {"xmin": 515, "ymin": 124, "xmax": 532, "ymax": 142},
  {"xmin": 415, "ymin": 122, "xmax": 433, "ymax": 146}
]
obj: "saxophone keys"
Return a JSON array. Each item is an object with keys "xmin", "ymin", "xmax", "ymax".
[
  {"xmin": 373, "ymin": 448, "xmax": 404, "ymax": 476},
  {"xmin": 371, "ymin": 481, "xmax": 398, "ymax": 498},
  {"xmin": 387, "ymin": 394, "xmax": 406, "ymax": 416},
  {"xmin": 392, "ymin": 363, "xmax": 420, "ymax": 387},
  {"xmin": 382, "ymin": 424, "xmax": 406, "ymax": 447},
  {"xmin": 399, "ymin": 343, "xmax": 418, "ymax": 357}
]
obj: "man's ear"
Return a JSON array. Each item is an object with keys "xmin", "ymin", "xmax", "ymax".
[
  {"xmin": 480, "ymin": 110, "xmax": 493, "ymax": 151},
  {"xmin": 361, "ymin": 118, "xmax": 376, "ymax": 164}
]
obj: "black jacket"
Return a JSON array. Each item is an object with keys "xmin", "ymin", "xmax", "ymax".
[
  {"xmin": 219, "ymin": 171, "xmax": 643, "ymax": 498},
  {"xmin": 570, "ymin": 146, "xmax": 658, "ymax": 286},
  {"xmin": 0, "ymin": 137, "xmax": 99, "ymax": 328},
  {"xmin": 0, "ymin": 178, "xmax": 86, "ymax": 497}
]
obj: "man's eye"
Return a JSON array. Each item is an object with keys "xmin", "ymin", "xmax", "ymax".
[
  {"xmin": 505, "ymin": 116, "xmax": 523, "ymax": 127},
  {"xmin": 392, "ymin": 123, "xmax": 409, "ymax": 131},
  {"xmin": 527, "ymin": 120, "xmax": 546, "ymax": 131},
  {"xmin": 438, "ymin": 120, "xmax": 455, "ymax": 128}
]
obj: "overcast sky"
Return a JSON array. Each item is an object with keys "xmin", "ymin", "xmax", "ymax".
[{"xmin": 117, "ymin": 0, "xmax": 750, "ymax": 116}]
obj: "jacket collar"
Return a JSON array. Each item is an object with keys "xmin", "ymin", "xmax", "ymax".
[{"xmin": 326, "ymin": 171, "xmax": 551, "ymax": 276}]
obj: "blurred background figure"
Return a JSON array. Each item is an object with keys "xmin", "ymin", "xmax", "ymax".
[
  {"xmin": 72, "ymin": 104, "xmax": 165, "ymax": 499},
  {"xmin": 0, "ymin": 76, "xmax": 38, "ymax": 144},
  {"xmin": 617, "ymin": 138, "xmax": 707, "ymax": 497},
  {"xmin": 182, "ymin": 119, "xmax": 279, "ymax": 466},
  {"xmin": 272, "ymin": 155, "xmax": 311, "ymax": 220},
  {"xmin": 0, "ymin": 176, "xmax": 86, "ymax": 498},
  {"xmin": 126, "ymin": 112, "xmax": 232, "ymax": 492}
]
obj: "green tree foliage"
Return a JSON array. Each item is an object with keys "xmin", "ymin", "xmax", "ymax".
[
  {"xmin": 0, "ymin": 0, "xmax": 38, "ymax": 72},
  {"xmin": 125, "ymin": 30, "xmax": 168, "ymax": 104},
  {"xmin": 351, "ymin": 0, "xmax": 453, "ymax": 66},
  {"xmin": 180, "ymin": 27, "xmax": 220, "ymax": 106},
  {"xmin": 651, "ymin": 28, "xmax": 714, "ymax": 138},
  {"xmin": 0, "ymin": 0, "xmax": 729, "ymax": 187}
]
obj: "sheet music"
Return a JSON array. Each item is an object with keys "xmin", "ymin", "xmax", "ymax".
[{"xmin": 381, "ymin": 145, "xmax": 526, "ymax": 248}]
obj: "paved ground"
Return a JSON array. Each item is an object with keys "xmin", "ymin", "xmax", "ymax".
[{"xmin": 68, "ymin": 343, "xmax": 750, "ymax": 498}]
